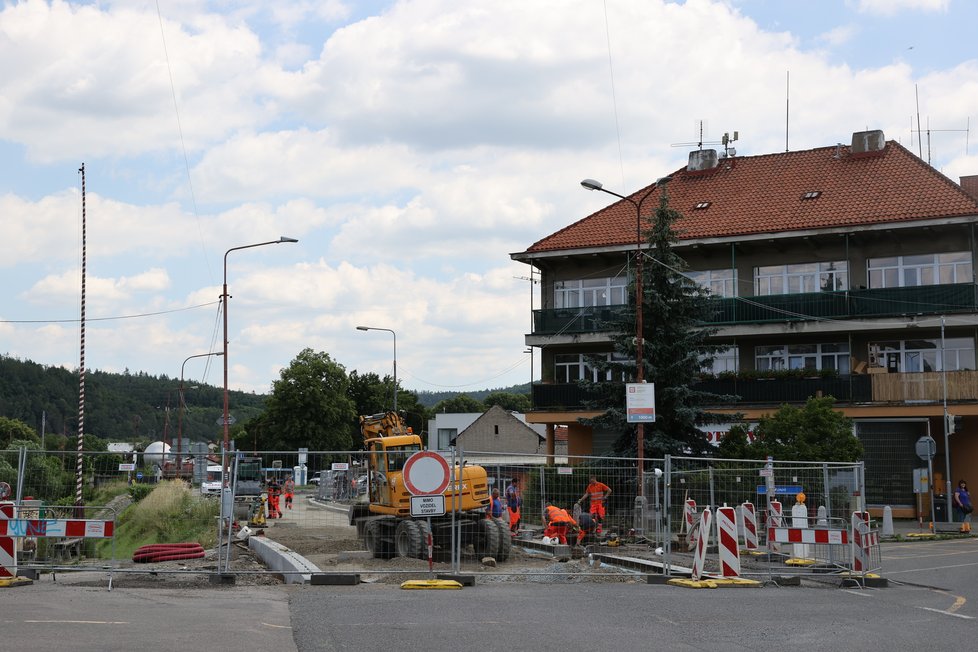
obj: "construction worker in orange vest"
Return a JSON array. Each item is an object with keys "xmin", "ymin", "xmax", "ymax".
[
  {"xmin": 577, "ymin": 475, "xmax": 612, "ymax": 535},
  {"xmin": 543, "ymin": 505, "xmax": 580, "ymax": 545},
  {"xmin": 284, "ymin": 474, "xmax": 295, "ymax": 510},
  {"xmin": 267, "ymin": 479, "xmax": 282, "ymax": 519}
]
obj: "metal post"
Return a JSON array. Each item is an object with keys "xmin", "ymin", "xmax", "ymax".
[
  {"xmin": 663, "ymin": 454, "xmax": 672, "ymax": 576},
  {"xmin": 941, "ymin": 315, "xmax": 953, "ymax": 521}
]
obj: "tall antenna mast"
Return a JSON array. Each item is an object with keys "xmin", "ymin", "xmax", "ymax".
[{"xmin": 75, "ymin": 163, "xmax": 87, "ymax": 511}]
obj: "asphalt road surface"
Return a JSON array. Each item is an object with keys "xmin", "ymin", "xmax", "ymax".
[{"xmin": 4, "ymin": 534, "xmax": 975, "ymax": 651}]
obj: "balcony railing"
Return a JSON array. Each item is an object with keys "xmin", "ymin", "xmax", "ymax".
[
  {"xmin": 531, "ymin": 305, "xmax": 630, "ymax": 335},
  {"xmin": 530, "ymin": 283, "xmax": 978, "ymax": 335},
  {"xmin": 708, "ymin": 283, "xmax": 978, "ymax": 325}
]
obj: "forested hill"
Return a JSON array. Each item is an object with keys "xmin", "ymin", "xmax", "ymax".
[
  {"xmin": 0, "ymin": 355, "xmax": 530, "ymax": 445},
  {"xmin": 0, "ymin": 355, "xmax": 266, "ymax": 446},
  {"xmin": 415, "ymin": 384, "xmax": 530, "ymax": 408}
]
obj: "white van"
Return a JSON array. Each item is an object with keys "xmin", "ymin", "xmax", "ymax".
[{"xmin": 200, "ymin": 465, "xmax": 223, "ymax": 496}]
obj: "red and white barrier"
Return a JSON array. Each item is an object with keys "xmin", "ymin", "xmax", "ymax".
[
  {"xmin": 851, "ymin": 511, "xmax": 876, "ymax": 573},
  {"xmin": 768, "ymin": 527, "xmax": 849, "ymax": 545},
  {"xmin": 741, "ymin": 502, "xmax": 758, "ymax": 551},
  {"xmin": 716, "ymin": 505, "xmax": 741, "ymax": 577},
  {"xmin": 690, "ymin": 507, "xmax": 712, "ymax": 580},
  {"xmin": 0, "ymin": 503, "xmax": 15, "ymax": 579},
  {"xmin": 683, "ymin": 499, "xmax": 696, "ymax": 534},
  {"xmin": 767, "ymin": 500, "xmax": 783, "ymax": 554},
  {"xmin": 0, "ymin": 518, "xmax": 114, "ymax": 538}
]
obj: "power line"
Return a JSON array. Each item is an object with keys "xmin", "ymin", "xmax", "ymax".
[{"xmin": 0, "ymin": 300, "xmax": 220, "ymax": 324}]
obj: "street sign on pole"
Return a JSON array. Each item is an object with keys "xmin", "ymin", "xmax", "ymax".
[
  {"xmin": 915, "ymin": 435, "xmax": 937, "ymax": 461},
  {"xmin": 625, "ymin": 383, "xmax": 656, "ymax": 423},
  {"xmin": 410, "ymin": 494, "xmax": 446, "ymax": 517},
  {"xmin": 402, "ymin": 451, "xmax": 451, "ymax": 496}
]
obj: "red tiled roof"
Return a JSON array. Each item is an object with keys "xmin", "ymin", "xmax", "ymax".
[{"xmin": 521, "ymin": 141, "xmax": 978, "ymax": 254}]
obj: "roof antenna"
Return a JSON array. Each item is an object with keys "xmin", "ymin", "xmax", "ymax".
[{"xmin": 915, "ymin": 84, "xmax": 923, "ymax": 159}]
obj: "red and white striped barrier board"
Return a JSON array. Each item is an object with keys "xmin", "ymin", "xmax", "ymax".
[
  {"xmin": 741, "ymin": 502, "xmax": 758, "ymax": 551},
  {"xmin": 716, "ymin": 505, "xmax": 741, "ymax": 577},
  {"xmin": 768, "ymin": 527, "xmax": 849, "ymax": 545},
  {"xmin": 0, "ymin": 503, "xmax": 15, "ymax": 578},
  {"xmin": 690, "ymin": 507, "xmax": 712, "ymax": 581},
  {"xmin": 851, "ymin": 511, "xmax": 873, "ymax": 573},
  {"xmin": 767, "ymin": 500, "xmax": 783, "ymax": 553},
  {"xmin": 683, "ymin": 499, "xmax": 696, "ymax": 534},
  {"xmin": 0, "ymin": 518, "xmax": 114, "ymax": 539}
]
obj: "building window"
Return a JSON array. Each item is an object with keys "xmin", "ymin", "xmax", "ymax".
[
  {"xmin": 687, "ymin": 269, "xmax": 736, "ymax": 298},
  {"xmin": 554, "ymin": 352, "xmax": 629, "ymax": 382},
  {"xmin": 436, "ymin": 428, "xmax": 456, "ymax": 450},
  {"xmin": 554, "ymin": 275, "xmax": 628, "ymax": 308},
  {"xmin": 754, "ymin": 261, "xmax": 848, "ymax": 295},
  {"xmin": 755, "ymin": 343, "xmax": 850, "ymax": 373},
  {"xmin": 700, "ymin": 346, "xmax": 739, "ymax": 374},
  {"xmin": 867, "ymin": 252, "xmax": 972, "ymax": 288},
  {"xmin": 869, "ymin": 338, "xmax": 975, "ymax": 372}
]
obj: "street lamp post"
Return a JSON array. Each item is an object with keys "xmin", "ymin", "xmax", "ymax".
[
  {"xmin": 356, "ymin": 326, "xmax": 397, "ymax": 414},
  {"xmin": 222, "ymin": 236, "xmax": 298, "ymax": 475},
  {"xmin": 179, "ymin": 351, "xmax": 223, "ymax": 480},
  {"xmin": 580, "ymin": 176, "xmax": 672, "ymax": 498}
]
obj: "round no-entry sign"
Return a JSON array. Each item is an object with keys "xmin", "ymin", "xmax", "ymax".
[{"xmin": 402, "ymin": 451, "xmax": 451, "ymax": 496}]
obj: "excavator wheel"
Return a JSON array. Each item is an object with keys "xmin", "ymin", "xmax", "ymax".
[
  {"xmin": 395, "ymin": 520, "xmax": 424, "ymax": 559},
  {"xmin": 474, "ymin": 518, "xmax": 499, "ymax": 558},
  {"xmin": 364, "ymin": 520, "xmax": 394, "ymax": 559},
  {"xmin": 492, "ymin": 518, "xmax": 512, "ymax": 562}
]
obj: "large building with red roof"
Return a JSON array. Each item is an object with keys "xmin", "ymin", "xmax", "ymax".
[{"xmin": 512, "ymin": 130, "xmax": 978, "ymax": 516}]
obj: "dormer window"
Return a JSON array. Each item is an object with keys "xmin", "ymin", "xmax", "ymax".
[{"xmin": 801, "ymin": 191, "xmax": 822, "ymax": 200}]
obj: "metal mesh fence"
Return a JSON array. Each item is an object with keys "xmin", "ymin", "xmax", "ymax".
[{"xmin": 1, "ymin": 446, "xmax": 873, "ymax": 581}]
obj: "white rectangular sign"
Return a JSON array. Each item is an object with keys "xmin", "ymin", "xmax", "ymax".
[
  {"xmin": 556, "ymin": 467, "xmax": 573, "ymax": 475},
  {"xmin": 118, "ymin": 463, "xmax": 136, "ymax": 472},
  {"xmin": 625, "ymin": 383, "xmax": 656, "ymax": 423},
  {"xmin": 410, "ymin": 494, "xmax": 446, "ymax": 517},
  {"xmin": 331, "ymin": 462, "xmax": 350, "ymax": 471}
]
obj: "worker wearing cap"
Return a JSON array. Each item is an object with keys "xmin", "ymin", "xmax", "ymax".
[
  {"xmin": 543, "ymin": 505, "xmax": 580, "ymax": 545},
  {"xmin": 577, "ymin": 475, "xmax": 612, "ymax": 535},
  {"xmin": 284, "ymin": 474, "xmax": 295, "ymax": 511}
]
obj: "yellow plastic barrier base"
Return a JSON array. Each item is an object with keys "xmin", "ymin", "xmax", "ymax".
[
  {"xmin": 905, "ymin": 532, "xmax": 936, "ymax": 539},
  {"xmin": 836, "ymin": 572, "xmax": 881, "ymax": 579},
  {"xmin": 668, "ymin": 577, "xmax": 761, "ymax": 589},
  {"xmin": 785, "ymin": 558, "xmax": 817, "ymax": 566},
  {"xmin": 0, "ymin": 576, "xmax": 33, "ymax": 588},
  {"xmin": 400, "ymin": 579, "xmax": 463, "ymax": 590}
]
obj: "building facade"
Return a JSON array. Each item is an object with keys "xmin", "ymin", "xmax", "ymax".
[{"xmin": 512, "ymin": 130, "xmax": 978, "ymax": 515}]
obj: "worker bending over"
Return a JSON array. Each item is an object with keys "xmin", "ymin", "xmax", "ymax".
[{"xmin": 543, "ymin": 505, "xmax": 580, "ymax": 545}]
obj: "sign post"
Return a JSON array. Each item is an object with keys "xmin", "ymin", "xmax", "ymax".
[
  {"xmin": 915, "ymin": 435, "xmax": 937, "ymax": 526},
  {"xmin": 402, "ymin": 451, "xmax": 451, "ymax": 575}
]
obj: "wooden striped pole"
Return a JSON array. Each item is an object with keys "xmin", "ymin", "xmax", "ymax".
[{"xmin": 75, "ymin": 163, "xmax": 87, "ymax": 510}]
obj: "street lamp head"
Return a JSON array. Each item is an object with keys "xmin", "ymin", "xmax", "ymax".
[
  {"xmin": 655, "ymin": 176, "xmax": 673, "ymax": 186},
  {"xmin": 278, "ymin": 236, "xmax": 299, "ymax": 243},
  {"xmin": 580, "ymin": 178, "xmax": 603, "ymax": 191},
  {"xmin": 356, "ymin": 326, "xmax": 370, "ymax": 331}
]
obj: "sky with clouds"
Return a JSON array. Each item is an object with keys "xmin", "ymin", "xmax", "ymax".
[{"xmin": 1, "ymin": 0, "xmax": 976, "ymax": 400}]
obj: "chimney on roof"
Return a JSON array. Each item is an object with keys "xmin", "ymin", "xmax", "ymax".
[
  {"xmin": 687, "ymin": 149, "xmax": 719, "ymax": 172},
  {"xmin": 961, "ymin": 175, "xmax": 978, "ymax": 202},
  {"xmin": 851, "ymin": 129, "xmax": 885, "ymax": 154}
]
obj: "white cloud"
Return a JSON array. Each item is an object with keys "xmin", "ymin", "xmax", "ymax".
[{"xmin": 855, "ymin": 0, "xmax": 949, "ymax": 16}]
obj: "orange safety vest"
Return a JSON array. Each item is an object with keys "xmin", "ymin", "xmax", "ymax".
[
  {"xmin": 284, "ymin": 480, "xmax": 295, "ymax": 494},
  {"xmin": 545, "ymin": 506, "xmax": 576, "ymax": 526},
  {"xmin": 585, "ymin": 481, "xmax": 610, "ymax": 505}
]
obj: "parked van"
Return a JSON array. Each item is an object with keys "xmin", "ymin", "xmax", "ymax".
[{"xmin": 200, "ymin": 465, "xmax": 223, "ymax": 496}]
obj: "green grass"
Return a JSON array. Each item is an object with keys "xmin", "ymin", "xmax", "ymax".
[{"xmin": 97, "ymin": 481, "xmax": 219, "ymax": 559}]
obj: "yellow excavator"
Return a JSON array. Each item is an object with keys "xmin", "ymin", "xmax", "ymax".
[{"xmin": 348, "ymin": 412, "xmax": 510, "ymax": 561}]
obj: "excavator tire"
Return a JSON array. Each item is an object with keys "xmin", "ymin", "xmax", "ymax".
[
  {"xmin": 395, "ymin": 520, "xmax": 423, "ymax": 558},
  {"xmin": 364, "ymin": 520, "xmax": 394, "ymax": 559},
  {"xmin": 492, "ymin": 518, "xmax": 512, "ymax": 562},
  {"xmin": 473, "ymin": 518, "xmax": 499, "ymax": 558}
]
